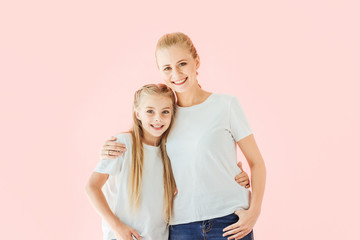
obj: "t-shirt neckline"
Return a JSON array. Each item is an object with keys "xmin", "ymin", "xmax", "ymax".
[
  {"xmin": 177, "ymin": 93, "xmax": 215, "ymax": 111},
  {"xmin": 143, "ymin": 143, "xmax": 160, "ymax": 150}
]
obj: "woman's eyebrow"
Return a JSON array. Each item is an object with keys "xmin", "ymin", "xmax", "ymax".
[
  {"xmin": 176, "ymin": 59, "xmax": 187, "ymax": 63},
  {"xmin": 161, "ymin": 59, "xmax": 187, "ymax": 68}
]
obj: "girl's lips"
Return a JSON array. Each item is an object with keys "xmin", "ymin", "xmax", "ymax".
[
  {"xmin": 172, "ymin": 77, "xmax": 188, "ymax": 85},
  {"xmin": 150, "ymin": 124, "xmax": 164, "ymax": 130}
]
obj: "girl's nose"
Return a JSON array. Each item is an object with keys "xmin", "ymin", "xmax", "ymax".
[{"xmin": 154, "ymin": 114, "xmax": 162, "ymax": 122}]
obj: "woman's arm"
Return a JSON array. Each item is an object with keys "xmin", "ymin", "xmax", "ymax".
[
  {"xmin": 85, "ymin": 172, "xmax": 142, "ymax": 240},
  {"xmin": 223, "ymin": 134, "xmax": 266, "ymax": 239},
  {"xmin": 101, "ymin": 136, "xmax": 251, "ymax": 188},
  {"xmin": 238, "ymin": 134, "xmax": 266, "ymax": 214}
]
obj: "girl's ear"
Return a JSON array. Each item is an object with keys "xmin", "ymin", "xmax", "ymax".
[{"xmin": 135, "ymin": 110, "xmax": 141, "ymax": 121}]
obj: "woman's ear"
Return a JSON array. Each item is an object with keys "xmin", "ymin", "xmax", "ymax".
[{"xmin": 195, "ymin": 55, "xmax": 200, "ymax": 70}]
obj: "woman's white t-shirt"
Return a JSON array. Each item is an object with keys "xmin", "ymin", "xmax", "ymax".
[
  {"xmin": 94, "ymin": 133, "xmax": 168, "ymax": 240},
  {"xmin": 166, "ymin": 93, "xmax": 253, "ymax": 225}
]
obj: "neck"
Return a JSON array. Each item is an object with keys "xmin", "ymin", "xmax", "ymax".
[
  {"xmin": 176, "ymin": 84, "xmax": 212, "ymax": 107},
  {"xmin": 142, "ymin": 133, "xmax": 160, "ymax": 146}
]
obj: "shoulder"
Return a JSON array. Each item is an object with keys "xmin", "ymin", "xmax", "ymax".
[
  {"xmin": 211, "ymin": 93, "xmax": 239, "ymax": 106},
  {"xmin": 114, "ymin": 132, "xmax": 133, "ymax": 147}
]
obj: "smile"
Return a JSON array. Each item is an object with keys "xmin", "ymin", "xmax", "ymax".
[
  {"xmin": 150, "ymin": 124, "xmax": 164, "ymax": 130},
  {"xmin": 172, "ymin": 77, "xmax": 187, "ymax": 85}
]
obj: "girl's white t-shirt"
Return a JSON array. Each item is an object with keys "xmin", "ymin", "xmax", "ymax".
[
  {"xmin": 166, "ymin": 93, "xmax": 253, "ymax": 225},
  {"xmin": 94, "ymin": 133, "xmax": 168, "ymax": 240}
]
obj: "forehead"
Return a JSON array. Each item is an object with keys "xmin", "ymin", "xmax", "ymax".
[
  {"xmin": 156, "ymin": 45, "xmax": 192, "ymax": 65},
  {"xmin": 139, "ymin": 95, "xmax": 173, "ymax": 109}
]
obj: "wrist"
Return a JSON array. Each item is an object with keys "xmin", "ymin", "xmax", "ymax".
[
  {"xmin": 248, "ymin": 206, "xmax": 261, "ymax": 216},
  {"xmin": 107, "ymin": 215, "xmax": 123, "ymax": 230}
]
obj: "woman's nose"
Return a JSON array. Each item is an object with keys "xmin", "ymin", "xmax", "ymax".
[{"xmin": 172, "ymin": 68, "xmax": 182, "ymax": 78}]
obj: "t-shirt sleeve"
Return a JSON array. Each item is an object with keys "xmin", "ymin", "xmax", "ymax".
[
  {"xmin": 93, "ymin": 133, "xmax": 128, "ymax": 176},
  {"xmin": 94, "ymin": 156, "xmax": 123, "ymax": 176},
  {"xmin": 229, "ymin": 96, "xmax": 253, "ymax": 142}
]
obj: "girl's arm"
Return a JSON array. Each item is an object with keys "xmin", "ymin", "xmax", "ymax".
[
  {"xmin": 85, "ymin": 172, "xmax": 142, "ymax": 240},
  {"xmin": 223, "ymin": 134, "xmax": 266, "ymax": 240}
]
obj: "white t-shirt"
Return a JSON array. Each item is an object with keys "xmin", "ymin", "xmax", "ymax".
[
  {"xmin": 94, "ymin": 133, "xmax": 168, "ymax": 240},
  {"xmin": 166, "ymin": 93, "xmax": 253, "ymax": 225}
]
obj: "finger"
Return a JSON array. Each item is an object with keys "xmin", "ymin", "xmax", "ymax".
[
  {"xmin": 101, "ymin": 149, "xmax": 124, "ymax": 157},
  {"xmin": 223, "ymin": 222, "xmax": 238, "ymax": 232},
  {"xmin": 231, "ymin": 229, "xmax": 250, "ymax": 240},
  {"xmin": 245, "ymin": 184, "xmax": 250, "ymax": 189},
  {"xmin": 174, "ymin": 188, "xmax": 178, "ymax": 196},
  {"xmin": 131, "ymin": 230, "xmax": 142, "ymax": 239},
  {"xmin": 237, "ymin": 161, "xmax": 244, "ymax": 172},
  {"xmin": 105, "ymin": 141, "xmax": 126, "ymax": 148},
  {"xmin": 223, "ymin": 226, "xmax": 242, "ymax": 237},
  {"xmin": 234, "ymin": 174, "xmax": 248, "ymax": 182},
  {"xmin": 235, "ymin": 175, "xmax": 248, "ymax": 182},
  {"xmin": 108, "ymin": 136, "xmax": 117, "ymax": 141},
  {"xmin": 235, "ymin": 172, "xmax": 247, "ymax": 180},
  {"xmin": 237, "ymin": 180, "xmax": 249, "ymax": 187},
  {"xmin": 103, "ymin": 145, "xmax": 127, "ymax": 152}
]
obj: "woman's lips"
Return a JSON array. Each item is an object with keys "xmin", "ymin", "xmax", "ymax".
[{"xmin": 172, "ymin": 77, "xmax": 188, "ymax": 85}]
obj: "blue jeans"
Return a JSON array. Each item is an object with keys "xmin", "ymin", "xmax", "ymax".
[{"xmin": 169, "ymin": 213, "xmax": 254, "ymax": 240}]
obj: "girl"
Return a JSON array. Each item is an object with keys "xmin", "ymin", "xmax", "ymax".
[
  {"xmin": 101, "ymin": 32, "xmax": 265, "ymax": 240},
  {"xmin": 87, "ymin": 83, "xmax": 250, "ymax": 240},
  {"xmin": 86, "ymin": 84, "xmax": 177, "ymax": 240}
]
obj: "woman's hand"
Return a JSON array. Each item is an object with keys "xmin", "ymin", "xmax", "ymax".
[
  {"xmin": 113, "ymin": 222, "xmax": 142, "ymax": 240},
  {"xmin": 235, "ymin": 162, "xmax": 250, "ymax": 189},
  {"xmin": 222, "ymin": 209, "xmax": 259, "ymax": 240},
  {"xmin": 100, "ymin": 136, "xmax": 127, "ymax": 160}
]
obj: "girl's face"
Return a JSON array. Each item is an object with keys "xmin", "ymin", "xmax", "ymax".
[
  {"xmin": 136, "ymin": 95, "xmax": 173, "ymax": 145},
  {"xmin": 156, "ymin": 45, "xmax": 200, "ymax": 93}
]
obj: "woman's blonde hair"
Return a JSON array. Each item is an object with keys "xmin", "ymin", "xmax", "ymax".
[
  {"xmin": 155, "ymin": 32, "xmax": 199, "ymax": 61},
  {"xmin": 129, "ymin": 83, "xmax": 177, "ymax": 222}
]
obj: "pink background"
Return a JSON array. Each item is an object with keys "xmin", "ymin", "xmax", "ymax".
[{"xmin": 1, "ymin": 0, "xmax": 359, "ymax": 239}]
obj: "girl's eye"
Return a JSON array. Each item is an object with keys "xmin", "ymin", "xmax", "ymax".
[
  {"xmin": 162, "ymin": 110, "xmax": 170, "ymax": 114},
  {"xmin": 179, "ymin": 62, "xmax": 187, "ymax": 66},
  {"xmin": 164, "ymin": 67, "xmax": 171, "ymax": 71},
  {"xmin": 146, "ymin": 110, "xmax": 153, "ymax": 114}
]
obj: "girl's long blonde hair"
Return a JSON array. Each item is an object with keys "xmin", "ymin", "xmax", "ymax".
[{"xmin": 129, "ymin": 83, "xmax": 177, "ymax": 222}]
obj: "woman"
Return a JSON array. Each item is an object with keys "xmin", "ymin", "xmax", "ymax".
[{"xmin": 101, "ymin": 32, "xmax": 266, "ymax": 240}]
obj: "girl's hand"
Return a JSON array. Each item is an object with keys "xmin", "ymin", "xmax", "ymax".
[
  {"xmin": 113, "ymin": 222, "xmax": 142, "ymax": 240},
  {"xmin": 222, "ymin": 209, "xmax": 259, "ymax": 240},
  {"xmin": 100, "ymin": 136, "xmax": 127, "ymax": 160},
  {"xmin": 234, "ymin": 162, "xmax": 250, "ymax": 189}
]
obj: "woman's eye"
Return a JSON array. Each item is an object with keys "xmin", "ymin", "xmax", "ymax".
[
  {"xmin": 179, "ymin": 62, "xmax": 187, "ymax": 66},
  {"xmin": 164, "ymin": 67, "xmax": 171, "ymax": 71},
  {"xmin": 162, "ymin": 110, "xmax": 170, "ymax": 114},
  {"xmin": 146, "ymin": 110, "xmax": 153, "ymax": 114}
]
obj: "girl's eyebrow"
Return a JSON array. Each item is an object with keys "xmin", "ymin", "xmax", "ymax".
[
  {"xmin": 161, "ymin": 59, "xmax": 187, "ymax": 68},
  {"xmin": 145, "ymin": 106, "xmax": 171, "ymax": 110},
  {"xmin": 145, "ymin": 106, "xmax": 170, "ymax": 109}
]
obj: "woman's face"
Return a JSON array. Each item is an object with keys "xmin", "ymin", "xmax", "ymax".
[{"xmin": 156, "ymin": 45, "xmax": 200, "ymax": 93}]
